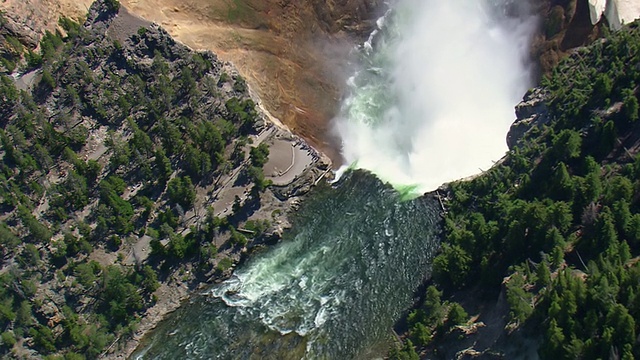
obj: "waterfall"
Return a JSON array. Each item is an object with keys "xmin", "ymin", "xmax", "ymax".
[{"xmin": 334, "ymin": 0, "xmax": 536, "ymax": 195}]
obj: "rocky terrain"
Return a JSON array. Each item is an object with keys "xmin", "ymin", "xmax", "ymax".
[
  {"xmin": 0, "ymin": 0, "xmax": 384, "ymax": 163},
  {"xmin": 506, "ymin": 87, "xmax": 550, "ymax": 150},
  {"xmin": 0, "ymin": 0, "xmax": 330, "ymax": 358},
  {"xmin": 2, "ymin": 0, "xmax": 631, "ymax": 163},
  {"xmin": 0, "ymin": 0, "xmax": 92, "ymax": 47}
]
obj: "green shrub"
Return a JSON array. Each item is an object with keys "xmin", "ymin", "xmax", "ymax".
[
  {"xmin": 104, "ymin": 0, "xmax": 120, "ymax": 12},
  {"xmin": 1, "ymin": 331, "xmax": 16, "ymax": 348},
  {"xmin": 217, "ymin": 257, "xmax": 233, "ymax": 272}
]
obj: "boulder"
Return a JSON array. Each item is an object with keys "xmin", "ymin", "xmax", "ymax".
[{"xmin": 506, "ymin": 88, "xmax": 550, "ymax": 149}]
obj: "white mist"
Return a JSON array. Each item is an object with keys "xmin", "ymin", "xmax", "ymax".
[{"xmin": 335, "ymin": 0, "xmax": 537, "ymax": 193}]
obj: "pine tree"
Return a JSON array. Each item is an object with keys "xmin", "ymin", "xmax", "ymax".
[
  {"xmin": 541, "ymin": 319, "xmax": 565, "ymax": 359},
  {"xmin": 550, "ymin": 162, "xmax": 574, "ymax": 201},
  {"xmin": 536, "ymin": 260, "xmax": 551, "ymax": 288}
]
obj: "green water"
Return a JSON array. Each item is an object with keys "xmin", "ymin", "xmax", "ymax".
[{"xmin": 133, "ymin": 171, "xmax": 441, "ymax": 359}]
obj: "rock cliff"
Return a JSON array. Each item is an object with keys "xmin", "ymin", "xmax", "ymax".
[
  {"xmin": 507, "ymin": 88, "xmax": 550, "ymax": 149},
  {"xmin": 532, "ymin": 0, "xmax": 640, "ymax": 75}
]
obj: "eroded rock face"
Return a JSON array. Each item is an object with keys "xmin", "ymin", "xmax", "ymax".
[
  {"xmin": 0, "ymin": 0, "xmax": 92, "ymax": 47},
  {"xmin": 0, "ymin": 0, "xmax": 385, "ymax": 164},
  {"xmin": 0, "ymin": 13, "xmax": 40, "ymax": 49},
  {"xmin": 532, "ymin": 0, "xmax": 640, "ymax": 76},
  {"xmin": 507, "ymin": 88, "xmax": 550, "ymax": 149},
  {"xmin": 310, "ymin": 0, "xmax": 383, "ymax": 35}
]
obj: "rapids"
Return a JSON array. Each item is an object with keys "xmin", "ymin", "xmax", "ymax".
[{"xmin": 133, "ymin": 172, "xmax": 441, "ymax": 359}]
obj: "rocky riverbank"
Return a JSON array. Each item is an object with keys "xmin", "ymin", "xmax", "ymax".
[
  {"xmin": 88, "ymin": 4, "xmax": 333, "ymax": 358},
  {"xmin": 0, "ymin": 0, "xmax": 332, "ymax": 358}
]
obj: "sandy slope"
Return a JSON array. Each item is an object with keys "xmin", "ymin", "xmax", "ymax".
[
  {"xmin": 0, "ymin": 0, "xmax": 381, "ymax": 163},
  {"xmin": 0, "ymin": 0, "xmax": 92, "ymax": 38},
  {"xmin": 118, "ymin": 0, "xmax": 369, "ymax": 163}
]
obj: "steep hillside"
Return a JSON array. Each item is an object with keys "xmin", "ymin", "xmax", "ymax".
[
  {"xmin": 100, "ymin": 0, "xmax": 383, "ymax": 162},
  {"xmin": 0, "ymin": 0, "xmax": 92, "ymax": 47},
  {"xmin": 391, "ymin": 19, "xmax": 640, "ymax": 360},
  {"xmin": 0, "ymin": 1, "xmax": 329, "ymax": 358},
  {"xmin": 0, "ymin": 0, "xmax": 383, "ymax": 163}
]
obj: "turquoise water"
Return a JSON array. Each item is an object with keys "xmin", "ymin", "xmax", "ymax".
[{"xmin": 133, "ymin": 172, "xmax": 441, "ymax": 359}]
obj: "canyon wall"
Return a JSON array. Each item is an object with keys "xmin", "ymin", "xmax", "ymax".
[
  {"xmin": 114, "ymin": 0, "xmax": 385, "ymax": 163},
  {"xmin": 0, "ymin": 0, "xmax": 384, "ymax": 163},
  {"xmin": 533, "ymin": 0, "xmax": 640, "ymax": 75},
  {"xmin": 3, "ymin": 0, "xmax": 640, "ymax": 162}
]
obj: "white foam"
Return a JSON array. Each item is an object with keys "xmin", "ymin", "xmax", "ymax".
[{"xmin": 334, "ymin": 0, "xmax": 536, "ymax": 193}]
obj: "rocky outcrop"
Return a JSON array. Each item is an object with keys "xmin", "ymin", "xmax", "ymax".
[
  {"xmin": 0, "ymin": 12, "xmax": 40, "ymax": 49},
  {"xmin": 311, "ymin": 0, "xmax": 383, "ymax": 35},
  {"xmin": 0, "ymin": 0, "xmax": 91, "ymax": 48},
  {"xmin": 532, "ymin": 0, "xmax": 640, "ymax": 76},
  {"xmin": 507, "ymin": 88, "xmax": 550, "ymax": 149}
]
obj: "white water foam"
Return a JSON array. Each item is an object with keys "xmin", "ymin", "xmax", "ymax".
[
  {"xmin": 334, "ymin": 0, "xmax": 536, "ymax": 193},
  {"xmin": 209, "ymin": 237, "xmax": 346, "ymax": 337}
]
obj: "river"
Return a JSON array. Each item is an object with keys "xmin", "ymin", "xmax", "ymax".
[
  {"xmin": 133, "ymin": 0, "xmax": 535, "ymax": 358},
  {"xmin": 133, "ymin": 172, "xmax": 441, "ymax": 359}
]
